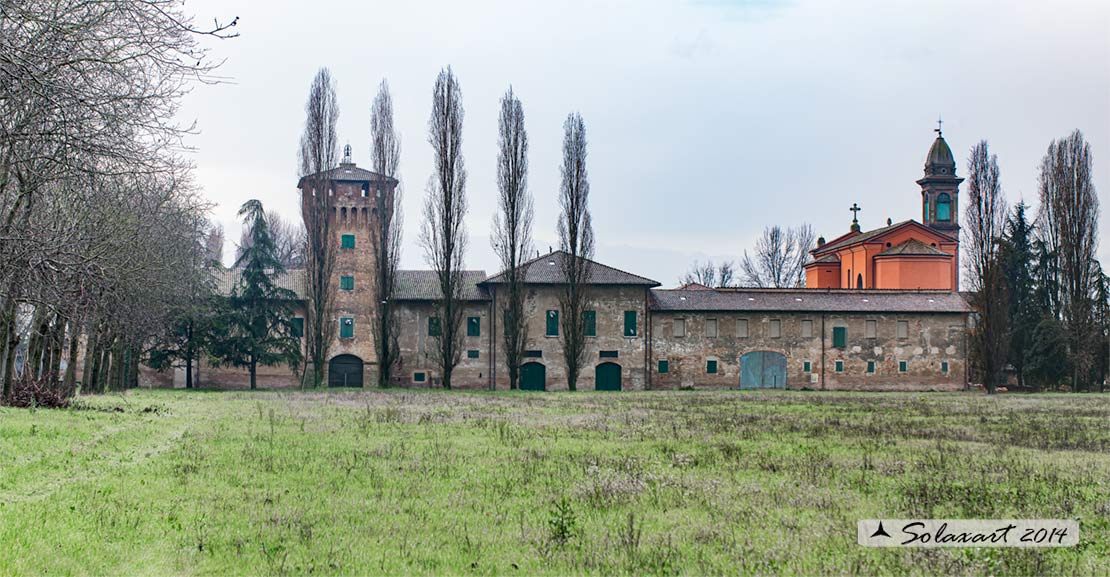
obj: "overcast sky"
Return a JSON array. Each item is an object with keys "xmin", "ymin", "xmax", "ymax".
[{"xmin": 177, "ymin": 0, "xmax": 1109, "ymax": 287}]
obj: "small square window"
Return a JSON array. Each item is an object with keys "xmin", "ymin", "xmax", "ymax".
[
  {"xmin": 833, "ymin": 326, "xmax": 847, "ymax": 348},
  {"xmin": 340, "ymin": 275, "xmax": 354, "ymax": 290},
  {"xmin": 623, "ymin": 311, "xmax": 638, "ymax": 337},
  {"xmin": 706, "ymin": 359, "xmax": 718, "ymax": 374},
  {"xmin": 865, "ymin": 320, "xmax": 877, "ymax": 339},
  {"xmin": 546, "ymin": 310, "xmax": 559, "ymax": 337},
  {"xmin": 835, "ymin": 360, "xmax": 844, "ymax": 373},
  {"xmin": 801, "ymin": 319, "xmax": 813, "ymax": 338},
  {"xmin": 428, "ymin": 317, "xmax": 441, "ymax": 337},
  {"xmin": 899, "ymin": 360, "xmax": 908, "ymax": 373},
  {"xmin": 803, "ymin": 360, "xmax": 811, "ymax": 372},
  {"xmin": 897, "ymin": 320, "xmax": 909, "ymax": 339},
  {"xmin": 467, "ymin": 349, "xmax": 479, "ymax": 359},
  {"xmin": 340, "ymin": 234, "xmax": 355, "ymax": 249},
  {"xmin": 339, "ymin": 317, "xmax": 354, "ymax": 338},
  {"xmin": 658, "ymin": 360, "xmax": 669, "ymax": 374},
  {"xmin": 941, "ymin": 361, "xmax": 949, "ymax": 374},
  {"xmin": 583, "ymin": 310, "xmax": 596, "ymax": 337},
  {"xmin": 413, "ymin": 372, "xmax": 426, "ymax": 383},
  {"xmin": 769, "ymin": 319, "xmax": 782, "ymax": 338},
  {"xmin": 599, "ymin": 350, "xmax": 619, "ymax": 358},
  {"xmin": 706, "ymin": 318, "xmax": 718, "ymax": 338},
  {"xmin": 673, "ymin": 318, "xmax": 686, "ymax": 338},
  {"xmin": 736, "ymin": 319, "xmax": 749, "ymax": 338},
  {"xmin": 867, "ymin": 360, "xmax": 876, "ymax": 374},
  {"xmin": 467, "ymin": 316, "xmax": 480, "ymax": 337}
]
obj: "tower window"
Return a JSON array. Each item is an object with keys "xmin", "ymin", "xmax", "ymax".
[
  {"xmin": 936, "ymin": 193, "xmax": 951, "ymax": 221},
  {"xmin": 340, "ymin": 275, "xmax": 354, "ymax": 290},
  {"xmin": 341, "ymin": 234, "xmax": 355, "ymax": 249}
]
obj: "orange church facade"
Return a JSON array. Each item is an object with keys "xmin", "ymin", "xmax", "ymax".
[{"xmin": 806, "ymin": 131, "xmax": 962, "ymax": 291}]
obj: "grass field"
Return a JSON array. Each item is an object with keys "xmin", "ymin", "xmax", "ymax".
[{"xmin": 1, "ymin": 389, "xmax": 1108, "ymax": 576}]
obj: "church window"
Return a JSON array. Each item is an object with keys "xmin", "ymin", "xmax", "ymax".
[
  {"xmin": 673, "ymin": 318, "xmax": 686, "ymax": 338},
  {"xmin": 706, "ymin": 318, "xmax": 718, "ymax": 338},
  {"xmin": 857, "ymin": 274, "xmax": 863, "ymax": 289},
  {"xmin": 341, "ymin": 234, "xmax": 355, "ymax": 249},
  {"xmin": 936, "ymin": 193, "xmax": 951, "ymax": 221},
  {"xmin": 340, "ymin": 275, "xmax": 354, "ymax": 290},
  {"xmin": 924, "ymin": 197, "xmax": 930, "ymax": 221}
]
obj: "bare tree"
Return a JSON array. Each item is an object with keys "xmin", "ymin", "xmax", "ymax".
[
  {"xmin": 491, "ymin": 86, "xmax": 533, "ymax": 391},
  {"xmin": 420, "ymin": 67, "xmax": 468, "ymax": 390},
  {"xmin": 557, "ymin": 112, "xmax": 594, "ymax": 392},
  {"xmin": 369, "ymin": 79, "xmax": 404, "ymax": 388},
  {"xmin": 205, "ymin": 224, "xmax": 225, "ymax": 267},
  {"xmin": 681, "ymin": 260, "xmax": 737, "ymax": 287},
  {"xmin": 237, "ymin": 211, "xmax": 304, "ymax": 269},
  {"xmin": 964, "ymin": 140, "xmax": 1009, "ymax": 392},
  {"xmin": 1037, "ymin": 130, "xmax": 1100, "ymax": 390},
  {"xmin": 740, "ymin": 224, "xmax": 815, "ymax": 287},
  {"xmin": 298, "ymin": 68, "xmax": 340, "ymax": 389}
]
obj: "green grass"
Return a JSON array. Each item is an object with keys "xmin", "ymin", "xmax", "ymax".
[{"xmin": 1, "ymin": 389, "xmax": 1109, "ymax": 576}]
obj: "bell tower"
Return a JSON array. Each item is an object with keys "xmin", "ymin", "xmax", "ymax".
[{"xmin": 917, "ymin": 119, "xmax": 962, "ymax": 237}]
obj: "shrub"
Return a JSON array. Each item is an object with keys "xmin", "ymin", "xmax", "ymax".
[{"xmin": 5, "ymin": 376, "xmax": 74, "ymax": 409}]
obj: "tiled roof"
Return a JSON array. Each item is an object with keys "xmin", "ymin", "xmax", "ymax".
[
  {"xmin": 296, "ymin": 163, "xmax": 398, "ymax": 187},
  {"xmin": 808, "ymin": 253, "xmax": 841, "ymax": 266},
  {"xmin": 394, "ymin": 270, "xmax": 490, "ymax": 301},
  {"xmin": 482, "ymin": 250, "xmax": 659, "ymax": 286},
  {"xmin": 876, "ymin": 239, "xmax": 952, "ymax": 257},
  {"xmin": 214, "ymin": 268, "xmax": 307, "ymax": 299},
  {"xmin": 815, "ymin": 219, "xmax": 956, "ymax": 254},
  {"xmin": 650, "ymin": 288, "xmax": 972, "ymax": 313}
]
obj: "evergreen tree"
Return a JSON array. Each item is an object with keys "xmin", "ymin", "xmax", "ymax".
[
  {"xmin": 1000, "ymin": 202, "xmax": 1040, "ymax": 388},
  {"xmin": 210, "ymin": 200, "xmax": 302, "ymax": 390}
]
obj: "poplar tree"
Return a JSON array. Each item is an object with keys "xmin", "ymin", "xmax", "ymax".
[
  {"xmin": 370, "ymin": 80, "xmax": 404, "ymax": 387},
  {"xmin": 557, "ymin": 112, "xmax": 593, "ymax": 392}
]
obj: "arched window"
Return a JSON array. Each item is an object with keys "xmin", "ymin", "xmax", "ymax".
[
  {"xmin": 857, "ymin": 274, "xmax": 863, "ymax": 289},
  {"xmin": 936, "ymin": 193, "xmax": 951, "ymax": 221},
  {"xmin": 923, "ymin": 197, "xmax": 930, "ymax": 221}
]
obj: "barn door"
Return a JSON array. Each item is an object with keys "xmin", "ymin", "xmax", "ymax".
[
  {"xmin": 520, "ymin": 362, "xmax": 546, "ymax": 391},
  {"xmin": 740, "ymin": 351, "xmax": 787, "ymax": 389},
  {"xmin": 595, "ymin": 362, "xmax": 622, "ymax": 391},
  {"xmin": 328, "ymin": 354, "xmax": 364, "ymax": 388}
]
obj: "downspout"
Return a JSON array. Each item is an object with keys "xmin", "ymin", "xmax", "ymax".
[
  {"xmin": 644, "ymin": 288, "xmax": 651, "ymax": 390},
  {"xmin": 489, "ymin": 286, "xmax": 496, "ymax": 390}
]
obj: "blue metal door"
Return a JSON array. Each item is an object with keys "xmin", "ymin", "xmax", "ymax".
[{"xmin": 739, "ymin": 351, "xmax": 786, "ymax": 389}]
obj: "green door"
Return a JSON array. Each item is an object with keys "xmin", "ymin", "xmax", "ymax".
[
  {"xmin": 595, "ymin": 362, "xmax": 622, "ymax": 391},
  {"xmin": 520, "ymin": 362, "xmax": 546, "ymax": 391},
  {"xmin": 739, "ymin": 351, "xmax": 786, "ymax": 390}
]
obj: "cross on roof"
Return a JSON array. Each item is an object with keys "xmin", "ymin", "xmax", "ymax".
[
  {"xmin": 849, "ymin": 202, "xmax": 861, "ymax": 223},
  {"xmin": 935, "ymin": 116, "xmax": 943, "ymax": 136}
]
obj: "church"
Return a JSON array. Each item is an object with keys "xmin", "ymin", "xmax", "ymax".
[{"xmin": 182, "ymin": 130, "xmax": 973, "ymax": 391}]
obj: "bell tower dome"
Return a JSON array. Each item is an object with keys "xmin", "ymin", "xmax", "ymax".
[{"xmin": 916, "ymin": 120, "xmax": 962, "ymax": 237}]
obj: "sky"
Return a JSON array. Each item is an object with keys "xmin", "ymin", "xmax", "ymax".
[{"xmin": 176, "ymin": 0, "xmax": 1110, "ymax": 287}]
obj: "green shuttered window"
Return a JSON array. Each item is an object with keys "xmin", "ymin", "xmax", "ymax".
[
  {"xmin": 623, "ymin": 311, "xmax": 637, "ymax": 337},
  {"xmin": 291, "ymin": 317, "xmax": 304, "ymax": 338},
  {"xmin": 803, "ymin": 360, "xmax": 811, "ymax": 372},
  {"xmin": 832, "ymin": 326, "xmax": 847, "ymax": 348},
  {"xmin": 428, "ymin": 317, "xmax": 441, "ymax": 337},
  {"xmin": 546, "ymin": 310, "xmax": 559, "ymax": 336},
  {"xmin": 467, "ymin": 316, "xmax": 480, "ymax": 337},
  {"xmin": 835, "ymin": 360, "xmax": 844, "ymax": 372},
  {"xmin": 658, "ymin": 360, "xmax": 669, "ymax": 374},
  {"xmin": 467, "ymin": 350, "xmax": 479, "ymax": 359},
  {"xmin": 341, "ymin": 234, "xmax": 355, "ymax": 249},
  {"xmin": 340, "ymin": 318, "xmax": 354, "ymax": 338},
  {"xmin": 583, "ymin": 310, "xmax": 596, "ymax": 337},
  {"xmin": 706, "ymin": 359, "xmax": 718, "ymax": 374},
  {"xmin": 340, "ymin": 275, "xmax": 354, "ymax": 290},
  {"xmin": 867, "ymin": 361, "xmax": 876, "ymax": 374}
]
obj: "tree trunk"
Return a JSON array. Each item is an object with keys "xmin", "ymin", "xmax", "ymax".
[
  {"xmin": 63, "ymin": 321, "xmax": 80, "ymax": 390},
  {"xmin": 82, "ymin": 325, "xmax": 99, "ymax": 391},
  {"xmin": 1, "ymin": 298, "xmax": 18, "ymax": 400},
  {"xmin": 185, "ymin": 320, "xmax": 194, "ymax": 389},
  {"xmin": 250, "ymin": 356, "xmax": 257, "ymax": 390},
  {"xmin": 128, "ymin": 346, "xmax": 140, "ymax": 388},
  {"xmin": 26, "ymin": 306, "xmax": 47, "ymax": 379}
]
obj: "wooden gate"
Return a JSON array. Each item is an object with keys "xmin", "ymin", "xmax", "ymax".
[
  {"xmin": 739, "ymin": 351, "xmax": 786, "ymax": 390},
  {"xmin": 595, "ymin": 362, "xmax": 622, "ymax": 391},
  {"xmin": 520, "ymin": 362, "xmax": 546, "ymax": 391},
  {"xmin": 328, "ymin": 354, "xmax": 364, "ymax": 388}
]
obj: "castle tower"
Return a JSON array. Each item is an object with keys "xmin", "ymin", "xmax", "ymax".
[
  {"xmin": 917, "ymin": 123, "xmax": 962, "ymax": 238},
  {"xmin": 297, "ymin": 147, "xmax": 398, "ymax": 387}
]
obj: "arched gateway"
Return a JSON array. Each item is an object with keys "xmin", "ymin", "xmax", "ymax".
[{"xmin": 328, "ymin": 354, "xmax": 364, "ymax": 388}]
